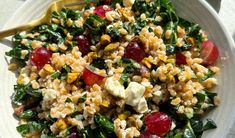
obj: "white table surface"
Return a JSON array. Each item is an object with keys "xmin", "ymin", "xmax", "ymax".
[{"xmin": 0, "ymin": 0, "xmax": 235, "ymax": 137}]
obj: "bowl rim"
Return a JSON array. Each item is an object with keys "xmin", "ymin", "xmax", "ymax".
[{"xmin": 199, "ymin": 0, "xmax": 235, "ymax": 51}]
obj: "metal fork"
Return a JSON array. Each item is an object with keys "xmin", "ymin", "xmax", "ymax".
[{"xmin": 0, "ymin": 0, "xmax": 88, "ymax": 39}]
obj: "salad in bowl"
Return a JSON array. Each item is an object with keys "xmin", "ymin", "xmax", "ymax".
[{"xmin": 5, "ymin": 0, "xmax": 220, "ymax": 137}]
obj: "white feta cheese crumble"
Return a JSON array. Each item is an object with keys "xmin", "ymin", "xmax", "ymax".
[
  {"xmin": 123, "ymin": 0, "xmax": 135, "ymax": 7},
  {"xmin": 104, "ymin": 77, "xmax": 125, "ymax": 98},
  {"xmin": 134, "ymin": 97, "xmax": 148, "ymax": 113},
  {"xmin": 125, "ymin": 82, "xmax": 145, "ymax": 107}
]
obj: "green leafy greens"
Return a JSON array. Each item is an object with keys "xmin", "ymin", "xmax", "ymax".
[{"xmin": 117, "ymin": 58, "xmax": 140, "ymax": 86}]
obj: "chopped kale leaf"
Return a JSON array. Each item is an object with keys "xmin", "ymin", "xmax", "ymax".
[
  {"xmin": 90, "ymin": 58, "xmax": 108, "ymax": 70},
  {"xmin": 17, "ymin": 121, "xmax": 45, "ymax": 136},
  {"xmin": 19, "ymin": 110, "xmax": 37, "ymax": 119}
]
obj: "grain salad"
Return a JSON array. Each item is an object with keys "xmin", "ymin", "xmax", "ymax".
[{"xmin": 5, "ymin": 0, "xmax": 220, "ymax": 137}]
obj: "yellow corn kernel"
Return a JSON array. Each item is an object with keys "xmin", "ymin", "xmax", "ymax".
[
  {"xmin": 31, "ymin": 41, "xmax": 37, "ymax": 49},
  {"xmin": 30, "ymin": 73, "xmax": 38, "ymax": 81},
  {"xmin": 8, "ymin": 63, "xmax": 17, "ymax": 70},
  {"xmin": 31, "ymin": 66, "xmax": 37, "ymax": 72},
  {"xmin": 104, "ymin": 43, "xmax": 119, "ymax": 52},
  {"xmin": 101, "ymin": 100, "xmax": 110, "ymax": 107},
  {"xmin": 21, "ymin": 39, "xmax": 28, "ymax": 45},
  {"xmin": 177, "ymin": 26, "xmax": 186, "ymax": 38},
  {"xmin": 186, "ymin": 58, "xmax": 193, "ymax": 65},
  {"xmin": 17, "ymin": 75, "xmax": 25, "ymax": 85},
  {"xmin": 187, "ymin": 37, "xmax": 196, "ymax": 46},
  {"xmin": 100, "ymin": 34, "xmax": 111, "ymax": 45},
  {"xmin": 87, "ymin": 52, "xmax": 98, "ymax": 59},
  {"xmin": 71, "ymin": 85, "xmax": 78, "ymax": 91},
  {"xmin": 31, "ymin": 80, "xmax": 40, "ymax": 89},
  {"xmin": 141, "ymin": 58, "xmax": 152, "ymax": 69},
  {"xmin": 66, "ymin": 18, "xmax": 73, "ymax": 27},
  {"xmin": 38, "ymin": 69, "xmax": 47, "ymax": 78},
  {"xmin": 26, "ymin": 33, "xmax": 34, "ymax": 39},
  {"xmin": 145, "ymin": 87, "xmax": 153, "ymax": 96},
  {"xmin": 118, "ymin": 28, "xmax": 128, "ymax": 35},
  {"xmin": 56, "ymin": 119, "xmax": 67, "ymax": 130},
  {"xmin": 167, "ymin": 74, "xmax": 175, "ymax": 83},
  {"xmin": 171, "ymin": 97, "xmax": 181, "ymax": 106},
  {"xmin": 48, "ymin": 44, "xmax": 58, "ymax": 52},
  {"xmin": 119, "ymin": 8, "xmax": 134, "ymax": 21},
  {"xmin": 51, "ymin": 18, "xmax": 60, "ymax": 24},
  {"xmin": 31, "ymin": 41, "xmax": 42, "ymax": 49},
  {"xmin": 65, "ymin": 40, "xmax": 73, "ymax": 46},
  {"xmin": 43, "ymin": 64, "xmax": 55, "ymax": 74},
  {"xmin": 182, "ymin": 91, "xmax": 193, "ymax": 101},
  {"xmin": 185, "ymin": 71, "xmax": 192, "ymax": 80},
  {"xmin": 118, "ymin": 111, "xmax": 131, "ymax": 120},
  {"xmin": 69, "ymin": 95, "xmax": 80, "ymax": 104},
  {"xmin": 166, "ymin": 58, "xmax": 175, "ymax": 64},
  {"xmin": 58, "ymin": 44, "xmax": 68, "ymax": 51},
  {"xmin": 67, "ymin": 73, "xmax": 79, "ymax": 84},
  {"xmin": 165, "ymin": 30, "xmax": 172, "ymax": 39},
  {"xmin": 159, "ymin": 54, "xmax": 166, "ymax": 62},
  {"xmin": 64, "ymin": 29, "xmax": 68, "ymax": 35}
]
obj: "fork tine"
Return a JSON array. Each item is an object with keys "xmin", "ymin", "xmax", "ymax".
[
  {"xmin": 64, "ymin": 1, "xmax": 87, "ymax": 10},
  {"xmin": 62, "ymin": 0, "xmax": 98, "ymax": 8},
  {"xmin": 65, "ymin": 2, "xmax": 87, "ymax": 7},
  {"xmin": 65, "ymin": 5, "xmax": 86, "ymax": 10}
]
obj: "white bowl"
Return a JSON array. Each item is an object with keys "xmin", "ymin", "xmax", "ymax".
[{"xmin": 1, "ymin": 0, "xmax": 235, "ymax": 137}]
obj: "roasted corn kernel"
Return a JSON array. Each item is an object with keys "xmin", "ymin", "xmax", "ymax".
[{"xmin": 100, "ymin": 34, "xmax": 111, "ymax": 45}]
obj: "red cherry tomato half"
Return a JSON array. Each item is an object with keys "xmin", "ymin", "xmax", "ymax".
[
  {"xmin": 201, "ymin": 40, "xmax": 219, "ymax": 65},
  {"xmin": 145, "ymin": 112, "xmax": 172, "ymax": 137},
  {"xmin": 124, "ymin": 41, "xmax": 145, "ymax": 62},
  {"xmin": 76, "ymin": 35, "xmax": 90, "ymax": 55},
  {"xmin": 82, "ymin": 67, "xmax": 106, "ymax": 86},
  {"xmin": 30, "ymin": 47, "xmax": 52, "ymax": 69},
  {"xmin": 94, "ymin": 5, "xmax": 112, "ymax": 18},
  {"xmin": 176, "ymin": 52, "xmax": 187, "ymax": 65}
]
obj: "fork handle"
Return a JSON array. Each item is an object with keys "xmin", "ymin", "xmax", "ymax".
[{"xmin": 0, "ymin": 24, "xmax": 36, "ymax": 39}]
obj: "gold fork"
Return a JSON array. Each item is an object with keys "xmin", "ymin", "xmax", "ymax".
[{"xmin": 0, "ymin": 0, "xmax": 87, "ymax": 39}]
